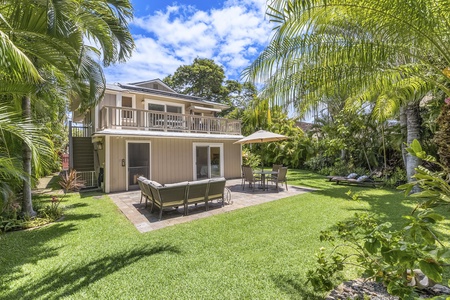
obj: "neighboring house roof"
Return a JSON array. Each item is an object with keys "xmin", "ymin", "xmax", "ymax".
[
  {"xmin": 296, "ymin": 121, "xmax": 314, "ymax": 132},
  {"xmin": 94, "ymin": 129, "xmax": 243, "ymax": 140}
]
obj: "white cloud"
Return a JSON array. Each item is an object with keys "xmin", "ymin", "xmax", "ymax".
[{"xmin": 105, "ymin": 1, "xmax": 272, "ymax": 83}]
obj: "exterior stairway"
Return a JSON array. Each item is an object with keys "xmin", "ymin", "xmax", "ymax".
[
  {"xmin": 72, "ymin": 137, "xmax": 94, "ymax": 171},
  {"xmin": 69, "ymin": 122, "xmax": 97, "ymax": 188}
]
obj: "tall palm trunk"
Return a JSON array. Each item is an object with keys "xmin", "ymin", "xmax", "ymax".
[
  {"xmin": 399, "ymin": 106, "xmax": 407, "ymax": 169},
  {"xmin": 22, "ymin": 95, "xmax": 36, "ymax": 217},
  {"xmin": 405, "ymin": 101, "xmax": 421, "ymax": 183}
]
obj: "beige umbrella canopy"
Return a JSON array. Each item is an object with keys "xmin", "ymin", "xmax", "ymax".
[
  {"xmin": 233, "ymin": 130, "xmax": 288, "ymax": 145},
  {"xmin": 234, "ymin": 130, "xmax": 288, "ymax": 170}
]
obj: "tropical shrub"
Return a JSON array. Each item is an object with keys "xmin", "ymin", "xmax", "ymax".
[
  {"xmin": 434, "ymin": 99, "xmax": 450, "ymax": 170},
  {"xmin": 306, "ymin": 140, "xmax": 450, "ymax": 299},
  {"xmin": 242, "ymin": 148, "xmax": 261, "ymax": 169},
  {"xmin": 59, "ymin": 170, "xmax": 85, "ymax": 193}
]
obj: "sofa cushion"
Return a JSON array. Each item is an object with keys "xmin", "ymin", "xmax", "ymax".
[
  {"xmin": 149, "ymin": 180, "xmax": 162, "ymax": 187},
  {"xmin": 145, "ymin": 180, "xmax": 163, "ymax": 187},
  {"xmin": 164, "ymin": 181, "xmax": 189, "ymax": 188},
  {"xmin": 138, "ymin": 176, "xmax": 148, "ymax": 182},
  {"xmin": 209, "ymin": 177, "xmax": 226, "ymax": 182},
  {"xmin": 356, "ymin": 175, "xmax": 369, "ymax": 182},
  {"xmin": 191, "ymin": 179, "xmax": 210, "ymax": 185}
]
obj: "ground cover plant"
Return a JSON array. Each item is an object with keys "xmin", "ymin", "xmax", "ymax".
[
  {"xmin": 306, "ymin": 142, "xmax": 450, "ymax": 298},
  {"xmin": 0, "ymin": 170, "xmax": 441, "ymax": 299}
]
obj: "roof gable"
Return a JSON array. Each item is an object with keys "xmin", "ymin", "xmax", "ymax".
[{"xmin": 129, "ymin": 79, "xmax": 175, "ymax": 93}]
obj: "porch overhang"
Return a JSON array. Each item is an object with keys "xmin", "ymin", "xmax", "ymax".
[
  {"xmin": 188, "ymin": 106, "xmax": 222, "ymax": 113},
  {"xmin": 93, "ymin": 129, "xmax": 243, "ymax": 140}
]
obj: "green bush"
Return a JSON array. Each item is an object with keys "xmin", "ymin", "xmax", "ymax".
[
  {"xmin": 242, "ymin": 148, "xmax": 261, "ymax": 169},
  {"xmin": 306, "ymin": 140, "xmax": 450, "ymax": 299},
  {"xmin": 304, "ymin": 155, "xmax": 334, "ymax": 172},
  {"xmin": 384, "ymin": 167, "xmax": 407, "ymax": 188}
]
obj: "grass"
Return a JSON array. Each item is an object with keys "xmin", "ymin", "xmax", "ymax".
[{"xmin": 0, "ymin": 170, "xmax": 446, "ymax": 299}]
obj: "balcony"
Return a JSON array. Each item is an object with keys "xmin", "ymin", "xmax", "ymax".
[{"xmin": 99, "ymin": 106, "xmax": 241, "ymax": 135}]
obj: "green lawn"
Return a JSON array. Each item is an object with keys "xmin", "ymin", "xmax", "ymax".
[{"xmin": 0, "ymin": 170, "xmax": 432, "ymax": 299}]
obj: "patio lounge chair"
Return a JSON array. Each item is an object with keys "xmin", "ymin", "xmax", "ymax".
[
  {"xmin": 267, "ymin": 167, "xmax": 288, "ymax": 192},
  {"xmin": 207, "ymin": 177, "xmax": 227, "ymax": 207},
  {"xmin": 242, "ymin": 166, "xmax": 261, "ymax": 191},
  {"xmin": 185, "ymin": 179, "xmax": 209, "ymax": 215},
  {"xmin": 326, "ymin": 172, "xmax": 359, "ymax": 182},
  {"xmin": 330, "ymin": 175, "xmax": 383, "ymax": 187},
  {"xmin": 148, "ymin": 181, "xmax": 188, "ymax": 220}
]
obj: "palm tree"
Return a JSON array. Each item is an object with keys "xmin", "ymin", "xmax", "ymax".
[
  {"xmin": 244, "ymin": 0, "xmax": 450, "ymax": 181},
  {"xmin": 0, "ymin": 108, "xmax": 51, "ymax": 205},
  {"xmin": 0, "ymin": 0, "xmax": 135, "ymax": 216}
]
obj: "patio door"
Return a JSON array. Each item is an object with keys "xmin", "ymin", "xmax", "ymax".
[
  {"xmin": 193, "ymin": 143, "xmax": 223, "ymax": 180},
  {"xmin": 127, "ymin": 142, "xmax": 150, "ymax": 190}
]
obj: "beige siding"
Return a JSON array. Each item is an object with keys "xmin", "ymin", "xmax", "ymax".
[
  {"xmin": 101, "ymin": 93, "xmax": 116, "ymax": 108},
  {"xmin": 136, "ymin": 94, "xmax": 189, "ymax": 111},
  {"xmin": 106, "ymin": 136, "xmax": 241, "ymax": 192},
  {"xmin": 109, "ymin": 137, "xmax": 127, "ymax": 192},
  {"xmin": 223, "ymin": 140, "xmax": 242, "ymax": 178}
]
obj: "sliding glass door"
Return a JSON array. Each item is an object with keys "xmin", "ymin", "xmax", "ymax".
[{"xmin": 194, "ymin": 143, "xmax": 223, "ymax": 180}]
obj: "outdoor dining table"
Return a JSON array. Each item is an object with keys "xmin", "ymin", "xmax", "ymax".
[{"xmin": 253, "ymin": 170, "xmax": 278, "ymax": 191}]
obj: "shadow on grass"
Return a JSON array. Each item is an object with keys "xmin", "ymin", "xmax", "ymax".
[
  {"xmin": 2, "ymin": 245, "xmax": 180, "ymax": 300},
  {"xmin": 79, "ymin": 191, "xmax": 104, "ymax": 198},
  {"xmin": 64, "ymin": 213, "xmax": 102, "ymax": 221},
  {"xmin": 0, "ymin": 223, "xmax": 77, "ymax": 293},
  {"xmin": 46, "ymin": 174, "xmax": 63, "ymax": 190},
  {"xmin": 271, "ymin": 274, "xmax": 324, "ymax": 299}
]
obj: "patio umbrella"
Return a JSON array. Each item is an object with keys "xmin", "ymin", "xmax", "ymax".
[{"xmin": 234, "ymin": 130, "xmax": 288, "ymax": 170}]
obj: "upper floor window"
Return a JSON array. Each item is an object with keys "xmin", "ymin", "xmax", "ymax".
[
  {"xmin": 146, "ymin": 100, "xmax": 184, "ymax": 115},
  {"xmin": 122, "ymin": 96, "xmax": 133, "ymax": 119}
]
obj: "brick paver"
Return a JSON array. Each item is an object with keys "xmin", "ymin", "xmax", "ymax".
[{"xmin": 108, "ymin": 179, "xmax": 315, "ymax": 233}]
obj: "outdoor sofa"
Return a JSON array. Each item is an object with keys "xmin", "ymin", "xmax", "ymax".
[{"xmin": 138, "ymin": 176, "xmax": 227, "ymax": 220}]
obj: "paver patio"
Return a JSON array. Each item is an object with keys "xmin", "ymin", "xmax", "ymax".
[{"xmin": 109, "ymin": 179, "xmax": 315, "ymax": 233}]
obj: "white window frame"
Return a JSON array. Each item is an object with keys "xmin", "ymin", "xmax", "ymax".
[
  {"xmin": 144, "ymin": 99, "xmax": 185, "ymax": 115},
  {"xmin": 192, "ymin": 142, "xmax": 224, "ymax": 180},
  {"xmin": 114, "ymin": 93, "xmax": 136, "ymax": 127}
]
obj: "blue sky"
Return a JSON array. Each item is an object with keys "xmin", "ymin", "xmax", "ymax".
[{"xmin": 104, "ymin": 0, "xmax": 272, "ymax": 84}]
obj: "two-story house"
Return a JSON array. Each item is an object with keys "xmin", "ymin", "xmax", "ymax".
[{"xmin": 69, "ymin": 79, "xmax": 243, "ymax": 193}]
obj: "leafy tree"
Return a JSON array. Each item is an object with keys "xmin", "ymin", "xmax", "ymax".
[
  {"xmin": 164, "ymin": 58, "xmax": 227, "ymax": 103},
  {"xmin": 164, "ymin": 58, "xmax": 258, "ymax": 108},
  {"xmin": 244, "ymin": 0, "xmax": 450, "ymax": 183}
]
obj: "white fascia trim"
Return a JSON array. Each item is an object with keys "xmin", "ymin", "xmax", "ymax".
[{"xmin": 94, "ymin": 129, "xmax": 243, "ymax": 140}]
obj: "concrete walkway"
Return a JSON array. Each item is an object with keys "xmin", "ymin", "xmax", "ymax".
[{"xmin": 109, "ymin": 179, "xmax": 315, "ymax": 233}]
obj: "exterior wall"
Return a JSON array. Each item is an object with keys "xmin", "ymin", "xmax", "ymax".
[
  {"xmin": 102, "ymin": 93, "xmax": 116, "ymax": 108},
  {"xmin": 106, "ymin": 136, "xmax": 241, "ymax": 193},
  {"xmin": 100, "ymin": 91, "xmax": 218, "ymax": 118}
]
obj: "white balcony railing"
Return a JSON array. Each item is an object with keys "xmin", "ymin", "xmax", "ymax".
[{"xmin": 99, "ymin": 106, "xmax": 241, "ymax": 135}]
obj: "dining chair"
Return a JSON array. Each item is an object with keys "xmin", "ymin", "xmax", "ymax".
[
  {"xmin": 270, "ymin": 164, "xmax": 283, "ymax": 182},
  {"xmin": 267, "ymin": 167, "xmax": 288, "ymax": 192},
  {"xmin": 241, "ymin": 164, "xmax": 249, "ymax": 187},
  {"xmin": 242, "ymin": 166, "xmax": 261, "ymax": 191}
]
